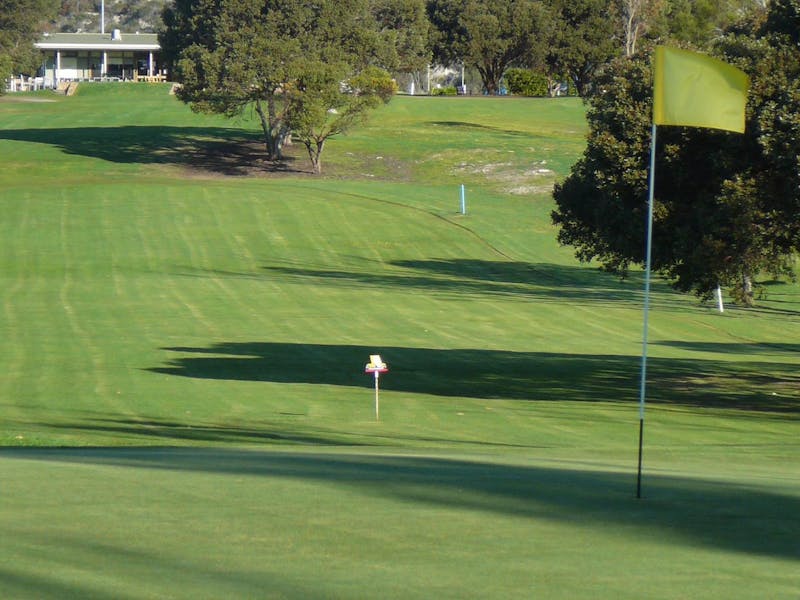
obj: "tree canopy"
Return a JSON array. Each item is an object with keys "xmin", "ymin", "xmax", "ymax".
[
  {"xmin": 427, "ymin": 0, "xmax": 552, "ymax": 94},
  {"xmin": 161, "ymin": 0, "xmax": 419, "ymax": 172},
  {"xmin": 552, "ymin": 1, "xmax": 800, "ymax": 304},
  {"xmin": 546, "ymin": 0, "xmax": 619, "ymax": 96},
  {"xmin": 0, "ymin": 0, "xmax": 59, "ymax": 82},
  {"xmin": 287, "ymin": 63, "xmax": 396, "ymax": 174}
]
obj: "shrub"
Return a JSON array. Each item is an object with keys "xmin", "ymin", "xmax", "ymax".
[{"xmin": 505, "ymin": 68, "xmax": 549, "ymax": 97}]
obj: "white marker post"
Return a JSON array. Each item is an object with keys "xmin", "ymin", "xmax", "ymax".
[
  {"xmin": 365, "ymin": 355, "xmax": 388, "ymax": 421},
  {"xmin": 460, "ymin": 184, "xmax": 466, "ymax": 215}
]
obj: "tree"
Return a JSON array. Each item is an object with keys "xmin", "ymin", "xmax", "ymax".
[
  {"xmin": 612, "ymin": 0, "xmax": 664, "ymax": 57},
  {"xmin": 0, "ymin": 0, "xmax": 59, "ymax": 84},
  {"xmin": 427, "ymin": 0, "xmax": 553, "ymax": 94},
  {"xmin": 546, "ymin": 0, "xmax": 620, "ymax": 96},
  {"xmin": 551, "ymin": 2, "xmax": 800, "ymax": 304},
  {"xmin": 160, "ymin": 0, "xmax": 412, "ymax": 172},
  {"xmin": 371, "ymin": 0, "xmax": 432, "ymax": 74},
  {"xmin": 287, "ymin": 64, "xmax": 396, "ymax": 174},
  {"xmin": 646, "ymin": 0, "xmax": 764, "ymax": 47}
]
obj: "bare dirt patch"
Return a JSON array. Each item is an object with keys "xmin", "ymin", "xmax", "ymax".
[
  {"xmin": 0, "ymin": 95, "xmax": 57, "ymax": 103},
  {"xmin": 453, "ymin": 155, "xmax": 556, "ymax": 195}
]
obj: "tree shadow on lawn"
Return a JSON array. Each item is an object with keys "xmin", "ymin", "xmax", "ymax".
[
  {"xmin": 657, "ymin": 341, "xmax": 800, "ymax": 357},
  {"xmin": 262, "ymin": 258, "xmax": 800, "ymax": 314},
  {"xmin": 43, "ymin": 415, "xmax": 370, "ymax": 447},
  {"xmin": 262, "ymin": 258, "xmax": 685, "ymax": 307},
  {"xmin": 39, "ymin": 412, "xmax": 545, "ymax": 449},
  {"xmin": 4, "ymin": 447, "xmax": 799, "ymax": 561},
  {"xmin": 0, "ymin": 126, "xmax": 308, "ymax": 176},
  {"xmin": 428, "ymin": 120, "xmax": 535, "ymax": 140},
  {"xmin": 149, "ymin": 342, "xmax": 800, "ymax": 414}
]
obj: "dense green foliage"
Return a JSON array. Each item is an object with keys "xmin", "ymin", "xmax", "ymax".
[
  {"xmin": 0, "ymin": 0, "xmax": 59, "ymax": 82},
  {"xmin": 371, "ymin": 0, "xmax": 432, "ymax": 73},
  {"xmin": 427, "ymin": 0, "xmax": 553, "ymax": 94},
  {"xmin": 546, "ymin": 0, "xmax": 618, "ymax": 96},
  {"xmin": 161, "ymin": 0, "xmax": 421, "ymax": 171},
  {"xmin": 654, "ymin": 0, "xmax": 753, "ymax": 46},
  {"xmin": 425, "ymin": 0, "xmax": 764, "ymax": 96},
  {"xmin": 287, "ymin": 64, "xmax": 397, "ymax": 173},
  {"xmin": 552, "ymin": 1, "xmax": 800, "ymax": 304},
  {"xmin": 31, "ymin": 0, "xmax": 766, "ymax": 102},
  {"xmin": 505, "ymin": 67, "xmax": 551, "ymax": 96}
]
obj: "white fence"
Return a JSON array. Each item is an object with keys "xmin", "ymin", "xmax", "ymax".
[{"xmin": 5, "ymin": 76, "xmax": 51, "ymax": 93}]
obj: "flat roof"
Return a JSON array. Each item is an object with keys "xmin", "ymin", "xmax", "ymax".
[{"xmin": 36, "ymin": 32, "xmax": 160, "ymax": 51}]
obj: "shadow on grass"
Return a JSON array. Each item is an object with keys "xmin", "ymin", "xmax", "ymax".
[
  {"xmin": 0, "ymin": 526, "xmax": 308, "ymax": 599},
  {"xmin": 149, "ymin": 342, "xmax": 800, "ymax": 413},
  {"xmin": 428, "ymin": 120, "xmax": 535, "ymax": 140},
  {"xmin": 39, "ymin": 413, "xmax": 552, "ymax": 449},
  {"xmin": 4, "ymin": 447, "xmax": 799, "ymax": 560},
  {"xmin": 261, "ymin": 258, "xmax": 685, "ymax": 307},
  {"xmin": 261, "ymin": 259, "xmax": 800, "ymax": 314},
  {"xmin": 657, "ymin": 341, "xmax": 800, "ymax": 356},
  {"xmin": 0, "ymin": 126, "xmax": 307, "ymax": 175},
  {"xmin": 43, "ymin": 416, "xmax": 369, "ymax": 447}
]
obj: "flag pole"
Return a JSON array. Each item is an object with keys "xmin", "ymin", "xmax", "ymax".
[
  {"xmin": 637, "ymin": 122, "xmax": 658, "ymax": 499},
  {"xmin": 639, "ymin": 46, "xmax": 748, "ymax": 499}
]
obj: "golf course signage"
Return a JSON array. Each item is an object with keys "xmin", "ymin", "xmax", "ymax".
[{"xmin": 365, "ymin": 355, "xmax": 388, "ymax": 420}]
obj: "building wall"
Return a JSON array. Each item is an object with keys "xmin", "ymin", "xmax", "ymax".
[{"xmin": 41, "ymin": 50, "xmax": 161, "ymax": 84}]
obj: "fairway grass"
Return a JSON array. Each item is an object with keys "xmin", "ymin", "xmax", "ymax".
[
  {"xmin": 1, "ymin": 85, "xmax": 798, "ymax": 598},
  {"xmin": 3, "ymin": 446, "xmax": 798, "ymax": 599}
]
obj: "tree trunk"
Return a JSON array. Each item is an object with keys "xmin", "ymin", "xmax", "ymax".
[
  {"xmin": 254, "ymin": 97, "xmax": 291, "ymax": 161},
  {"xmin": 304, "ymin": 138, "xmax": 325, "ymax": 175},
  {"xmin": 269, "ymin": 96, "xmax": 293, "ymax": 157},
  {"xmin": 624, "ymin": 1, "xmax": 639, "ymax": 57},
  {"xmin": 547, "ymin": 77, "xmax": 561, "ymax": 97},
  {"xmin": 480, "ymin": 69, "xmax": 499, "ymax": 94},
  {"xmin": 254, "ymin": 100, "xmax": 278, "ymax": 160},
  {"xmin": 743, "ymin": 274, "xmax": 754, "ymax": 306}
]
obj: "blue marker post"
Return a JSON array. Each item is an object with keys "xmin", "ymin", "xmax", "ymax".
[{"xmin": 460, "ymin": 184, "xmax": 466, "ymax": 215}]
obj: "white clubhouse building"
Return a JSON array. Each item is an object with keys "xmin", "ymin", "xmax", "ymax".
[{"xmin": 35, "ymin": 30, "xmax": 163, "ymax": 85}]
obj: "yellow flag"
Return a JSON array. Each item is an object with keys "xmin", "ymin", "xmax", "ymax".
[{"xmin": 653, "ymin": 46, "xmax": 749, "ymax": 133}]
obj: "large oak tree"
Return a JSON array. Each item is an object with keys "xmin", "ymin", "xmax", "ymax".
[{"xmin": 552, "ymin": 1, "xmax": 800, "ymax": 304}]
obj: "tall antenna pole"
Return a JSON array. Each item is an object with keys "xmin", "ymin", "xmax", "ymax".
[{"xmin": 100, "ymin": 0, "xmax": 105, "ymax": 34}]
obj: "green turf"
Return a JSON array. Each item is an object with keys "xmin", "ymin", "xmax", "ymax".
[{"xmin": 0, "ymin": 84, "xmax": 798, "ymax": 599}]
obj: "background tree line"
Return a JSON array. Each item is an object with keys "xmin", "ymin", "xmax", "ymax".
[{"xmin": 2, "ymin": 1, "xmax": 765, "ymax": 96}]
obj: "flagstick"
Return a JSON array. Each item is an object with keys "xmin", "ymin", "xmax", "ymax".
[{"xmin": 637, "ymin": 123, "xmax": 658, "ymax": 499}]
